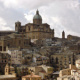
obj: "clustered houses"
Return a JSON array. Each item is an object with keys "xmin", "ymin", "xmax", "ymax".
[
  {"xmin": 0, "ymin": 53, "xmax": 11, "ymax": 73},
  {"xmin": 0, "ymin": 64, "xmax": 17, "ymax": 80},
  {"xmin": 57, "ymin": 59, "xmax": 80, "ymax": 80},
  {"xmin": 11, "ymin": 50, "xmax": 23, "ymax": 65},
  {"xmin": 28, "ymin": 65, "xmax": 53, "ymax": 79},
  {"xmin": 51, "ymin": 52, "xmax": 74, "ymax": 71},
  {"xmin": 0, "ymin": 10, "xmax": 80, "ymax": 80}
]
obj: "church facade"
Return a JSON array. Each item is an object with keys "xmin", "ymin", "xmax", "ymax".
[{"xmin": 15, "ymin": 10, "xmax": 54, "ymax": 39}]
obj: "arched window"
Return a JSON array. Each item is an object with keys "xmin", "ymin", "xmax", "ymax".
[
  {"xmin": 51, "ymin": 58, "xmax": 54, "ymax": 62},
  {"xmin": 56, "ymin": 57, "xmax": 58, "ymax": 64},
  {"xmin": 28, "ymin": 26, "xmax": 30, "ymax": 31}
]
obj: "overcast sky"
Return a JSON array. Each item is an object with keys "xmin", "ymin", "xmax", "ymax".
[{"xmin": 0, "ymin": 0, "xmax": 80, "ymax": 37}]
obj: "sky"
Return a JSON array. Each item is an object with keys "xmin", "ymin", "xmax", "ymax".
[{"xmin": 0, "ymin": 0, "xmax": 80, "ymax": 37}]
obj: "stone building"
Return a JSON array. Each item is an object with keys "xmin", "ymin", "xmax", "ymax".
[
  {"xmin": 36, "ymin": 56, "xmax": 49, "ymax": 65},
  {"xmin": 0, "ymin": 53, "xmax": 11, "ymax": 73},
  {"xmin": 22, "ymin": 72, "xmax": 41, "ymax": 80},
  {"xmin": 69, "ymin": 44, "xmax": 80, "ymax": 53},
  {"xmin": 0, "ymin": 33, "xmax": 31, "ymax": 52},
  {"xmin": 15, "ymin": 10, "xmax": 54, "ymax": 39},
  {"xmin": 0, "ymin": 31, "xmax": 16, "ymax": 36},
  {"xmin": 0, "ymin": 64, "xmax": 17, "ymax": 80},
  {"xmin": 11, "ymin": 50, "xmax": 23, "ymax": 65},
  {"xmin": 51, "ymin": 53, "xmax": 74, "ymax": 71},
  {"xmin": 67, "ymin": 34, "xmax": 80, "ymax": 41},
  {"xmin": 28, "ymin": 65, "xmax": 53, "ymax": 79},
  {"xmin": 57, "ymin": 59, "xmax": 80, "ymax": 80}
]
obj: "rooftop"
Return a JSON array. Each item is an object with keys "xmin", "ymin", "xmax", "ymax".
[
  {"xmin": 0, "ymin": 75, "xmax": 16, "ymax": 79},
  {"xmin": 22, "ymin": 72, "xmax": 41, "ymax": 78}
]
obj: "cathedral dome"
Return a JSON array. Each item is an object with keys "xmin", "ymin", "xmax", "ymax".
[
  {"xmin": 33, "ymin": 10, "xmax": 42, "ymax": 25},
  {"xmin": 33, "ymin": 10, "xmax": 42, "ymax": 20}
]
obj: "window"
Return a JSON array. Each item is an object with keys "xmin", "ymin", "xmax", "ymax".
[
  {"xmin": 7, "ymin": 43, "xmax": 10, "ymax": 47},
  {"xmin": 56, "ymin": 57, "xmax": 58, "ymax": 64},
  {"xmin": 6, "ymin": 69, "xmax": 7, "ymax": 72},
  {"xmin": 28, "ymin": 26, "xmax": 30, "ymax": 31},
  {"xmin": 4, "ymin": 47, "xmax": 6, "ymax": 51},
  {"xmin": 51, "ymin": 58, "xmax": 54, "ymax": 63}
]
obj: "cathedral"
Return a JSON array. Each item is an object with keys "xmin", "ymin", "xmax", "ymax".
[
  {"xmin": 0, "ymin": 10, "xmax": 54, "ymax": 39},
  {"xmin": 15, "ymin": 10, "xmax": 54, "ymax": 39}
]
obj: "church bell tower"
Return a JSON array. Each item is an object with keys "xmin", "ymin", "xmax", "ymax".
[{"xmin": 62, "ymin": 31, "xmax": 65, "ymax": 39}]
